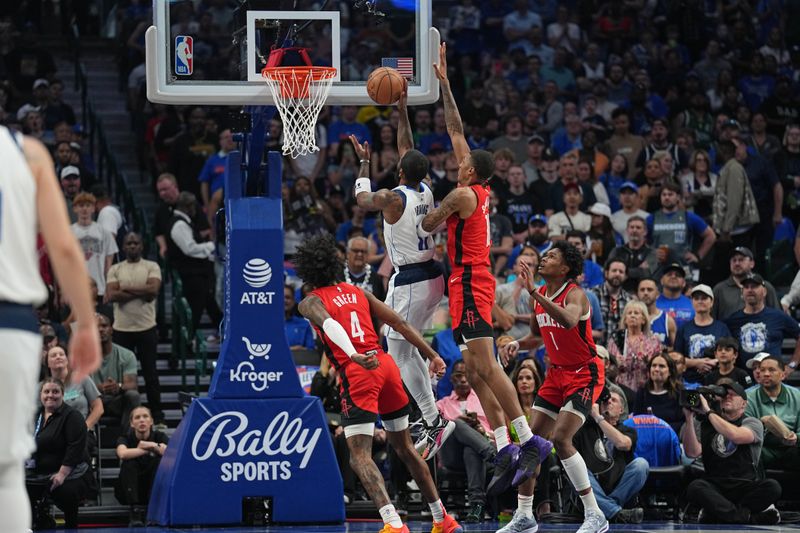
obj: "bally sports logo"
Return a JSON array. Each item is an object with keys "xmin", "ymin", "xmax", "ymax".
[
  {"xmin": 191, "ymin": 411, "xmax": 322, "ymax": 482},
  {"xmin": 241, "ymin": 258, "xmax": 276, "ymax": 305}
]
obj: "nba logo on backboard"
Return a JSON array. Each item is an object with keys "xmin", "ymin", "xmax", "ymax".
[{"xmin": 175, "ymin": 35, "xmax": 193, "ymax": 76}]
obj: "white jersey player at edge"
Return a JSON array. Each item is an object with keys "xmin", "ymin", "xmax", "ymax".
[
  {"xmin": 0, "ymin": 126, "xmax": 101, "ymax": 531},
  {"xmin": 350, "ymin": 86, "xmax": 454, "ymax": 460}
]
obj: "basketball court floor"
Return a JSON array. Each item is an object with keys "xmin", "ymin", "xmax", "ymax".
[{"xmin": 34, "ymin": 523, "xmax": 800, "ymax": 533}]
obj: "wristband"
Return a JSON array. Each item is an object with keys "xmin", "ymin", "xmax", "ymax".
[
  {"xmin": 360, "ymin": 159, "xmax": 370, "ymax": 164},
  {"xmin": 322, "ymin": 318, "xmax": 357, "ymax": 358},
  {"xmin": 355, "ymin": 177, "xmax": 372, "ymax": 196}
]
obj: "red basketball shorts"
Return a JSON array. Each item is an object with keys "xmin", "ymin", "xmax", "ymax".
[
  {"xmin": 339, "ymin": 352, "xmax": 409, "ymax": 426},
  {"xmin": 533, "ymin": 357, "xmax": 605, "ymax": 419},
  {"xmin": 449, "ymin": 264, "xmax": 495, "ymax": 345}
]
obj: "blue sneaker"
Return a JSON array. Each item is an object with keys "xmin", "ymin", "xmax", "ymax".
[
  {"xmin": 512, "ymin": 435, "xmax": 553, "ymax": 488},
  {"xmin": 486, "ymin": 444, "xmax": 520, "ymax": 496},
  {"xmin": 495, "ymin": 510, "xmax": 538, "ymax": 533}
]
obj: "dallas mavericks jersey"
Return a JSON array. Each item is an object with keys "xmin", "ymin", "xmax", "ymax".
[
  {"xmin": 650, "ymin": 310, "xmax": 668, "ymax": 345},
  {"xmin": 0, "ymin": 127, "xmax": 47, "ymax": 305},
  {"xmin": 384, "ymin": 183, "xmax": 435, "ymax": 267}
]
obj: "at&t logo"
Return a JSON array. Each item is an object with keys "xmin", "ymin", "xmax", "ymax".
[{"xmin": 241, "ymin": 258, "xmax": 276, "ymax": 305}]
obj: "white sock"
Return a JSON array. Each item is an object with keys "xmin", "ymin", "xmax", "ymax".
[
  {"xmin": 388, "ymin": 337, "xmax": 440, "ymax": 425},
  {"xmin": 379, "ymin": 503, "xmax": 404, "ymax": 528},
  {"xmin": 511, "ymin": 415, "xmax": 533, "ymax": 444},
  {"xmin": 518, "ymin": 494, "xmax": 534, "ymax": 518},
  {"xmin": 429, "ymin": 499, "xmax": 446, "ymax": 522},
  {"xmin": 494, "ymin": 426, "xmax": 510, "ymax": 451},
  {"xmin": 561, "ymin": 453, "xmax": 601, "ymax": 514}
]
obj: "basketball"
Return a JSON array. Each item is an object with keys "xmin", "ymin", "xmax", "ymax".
[{"xmin": 367, "ymin": 67, "xmax": 405, "ymax": 105}]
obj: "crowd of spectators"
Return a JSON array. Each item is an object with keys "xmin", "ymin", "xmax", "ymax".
[{"xmin": 5, "ymin": 0, "xmax": 800, "ymax": 527}]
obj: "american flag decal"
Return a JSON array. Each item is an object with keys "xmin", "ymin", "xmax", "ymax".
[{"xmin": 382, "ymin": 57, "xmax": 414, "ymax": 78}]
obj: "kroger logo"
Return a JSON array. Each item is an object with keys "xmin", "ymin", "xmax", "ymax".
[
  {"xmin": 243, "ymin": 258, "xmax": 272, "ymax": 288},
  {"xmin": 230, "ymin": 337, "xmax": 281, "ymax": 391}
]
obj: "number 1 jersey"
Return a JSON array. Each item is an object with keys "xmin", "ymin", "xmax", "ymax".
[{"xmin": 311, "ymin": 283, "xmax": 381, "ymax": 369}]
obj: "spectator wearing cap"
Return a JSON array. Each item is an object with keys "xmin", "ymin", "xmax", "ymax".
[
  {"xmin": 703, "ymin": 337, "xmax": 754, "ymax": 389},
  {"xmin": 586, "ymin": 203, "xmax": 618, "ymax": 266},
  {"xmin": 608, "ymin": 180, "xmax": 645, "ymax": 237},
  {"xmin": 656, "ymin": 263, "xmax": 694, "ymax": 329},
  {"xmin": 546, "ymin": 153, "xmax": 597, "ymax": 214},
  {"xmin": 747, "ymin": 352, "xmax": 774, "ymax": 388},
  {"xmin": 711, "ymin": 141, "xmax": 760, "ymax": 269},
  {"xmin": 507, "ymin": 214, "xmax": 552, "ymax": 271},
  {"xmin": 522, "ymin": 134, "xmax": 546, "ymax": 185},
  {"xmin": 712, "ymin": 246, "xmax": 780, "ymax": 320},
  {"xmin": 503, "ymin": 165, "xmax": 543, "ymax": 244},
  {"xmin": 489, "ymin": 115, "xmax": 528, "ymax": 165},
  {"xmin": 683, "ymin": 378, "xmax": 782, "ymax": 525},
  {"xmin": 489, "ymin": 189, "xmax": 514, "ymax": 276},
  {"xmin": 725, "ymin": 273, "xmax": 800, "ymax": 372},
  {"xmin": 674, "ymin": 284, "xmax": 732, "ymax": 387},
  {"xmin": 745, "ymin": 356, "xmax": 800, "ymax": 471},
  {"xmin": 70, "ymin": 192, "xmax": 118, "ymax": 299},
  {"xmin": 680, "ymin": 149, "xmax": 717, "ymax": 223},
  {"xmin": 635, "ymin": 119, "xmax": 689, "ymax": 177},
  {"xmin": 592, "ymin": 259, "xmax": 632, "ymax": 344},
  {"xmin": 59, "ymin": 165, "xmax": 82, "ymax": 223},
  {"xmin": 601, "ymin": 108, "xmax": 645, "ymax": 180},
  {"xmin": 548, "ymin": 182, "xmax": 590, "ymax": 239},
  {"xmin": 647, "ymin": 181, "xmax": 716, "ymax": 269}
]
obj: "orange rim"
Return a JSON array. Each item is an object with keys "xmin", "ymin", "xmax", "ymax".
[{"xmin": 262, "ymin": 66, "xmax": 337, "ymax": 99}]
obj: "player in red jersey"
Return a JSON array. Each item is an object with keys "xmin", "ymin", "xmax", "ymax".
[
  {"xmin": 295, "ymin": 235, "xmax": 461, "ymax": 533},
  {"xmin": 420, "ymin": 42, "xmax": 552, "ymax": 498},
  {"xmin": 502, "ymin": 241, "xmax": 609, "ymax": 533}
]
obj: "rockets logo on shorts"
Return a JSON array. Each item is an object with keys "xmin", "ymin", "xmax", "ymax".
[{"xmin": 175, "ymin": 35, "xmax": 193, "ymax": 76}]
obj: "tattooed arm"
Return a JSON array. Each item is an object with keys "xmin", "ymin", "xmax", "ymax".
[
  {"xmin": 350, "ymin": 134, "xmax": 404, "ymax": 215},
  {"xmin": 421, "ymin": 186, "xmax": 472, "ymax": 233},
  {"xmin": 433, "ymin": 42, "xmax": 470, "ymax": 163}
]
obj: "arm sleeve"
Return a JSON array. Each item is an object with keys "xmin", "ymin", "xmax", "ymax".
[
  {"xmin": 62, "ymin": 411, "xmax": 88, "ymax": 467},
  {"xmin": 122, "ymin": 349, "xmax": 139, "ymax": 377},
  {"xmin": 82, "ymin": 378, "xmax": 100, "ymax": 404},
  {"xmin": 170, "ymin": 220, "xmax": 213, "ymax": 258},
  {"xmin": 742, "ymin": 417, "xmax": 764, "ymax": 445}
]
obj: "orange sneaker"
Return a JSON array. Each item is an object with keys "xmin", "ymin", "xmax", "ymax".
[
  {"xmin": 431, "ymin": 513, "xmax": 463, "ymax": 533},
  {"xmin": 380, "ymin": 524, "xmax": 410, "ymax": 533}
]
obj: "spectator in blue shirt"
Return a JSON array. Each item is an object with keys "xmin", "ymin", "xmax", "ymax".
[
  {"xmin": 737, "ymin": 54, "xmax": 775, "ymax": 111},
  {"xmin": 418, "ymin": 107, "xmax": 453, "ymax": 155},
  {"xmin": 551, "ymin": 114, "xmax": 583, "ymax": 156},
  {"xmin": 725, "ymin": 273, "xmax": 800, "ymax": 371},
  {"xmin": 674, "ymin": 284, "xmax": 732, "ymax": 386},
  {"xmin": 656, "ymin": 264, "xmax": 695, "ymax": 329},
  {"xmin": 284, "ymin": 285, "xmax": 316, "ymax": 351},
  {"xmin": 197, "ymin": 128, "xmax": 234, "ymax": 208},
  {"xmin": 327, "ymin": 106, "xmax": 371, "ymax": 156}
]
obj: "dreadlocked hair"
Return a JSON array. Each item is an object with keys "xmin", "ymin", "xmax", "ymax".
[
  {"xmin": 551, "ymin": 240, "xmax": 584, "ymax": 280},
  {"xmin": 294, "ymin": 234, "xmax": 344, "ymax": 289}
]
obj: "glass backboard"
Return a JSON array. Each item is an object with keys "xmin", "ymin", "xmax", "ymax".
[{"xmin": 146, "ymin": 0, "xmax": 439, "ymax": 105}]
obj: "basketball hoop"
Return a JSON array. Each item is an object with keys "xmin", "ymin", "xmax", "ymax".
[{"xmin": 262, "ymin": 66, "xmax": 337, "ymax": 159}]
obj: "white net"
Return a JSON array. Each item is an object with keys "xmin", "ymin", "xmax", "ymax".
[{"xmin": 262, "ymin": 67, "xmax": 337, "ymax": 159}]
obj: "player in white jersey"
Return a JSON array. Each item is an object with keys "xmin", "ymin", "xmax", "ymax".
[
  {"xmin": 350, "ymin": 86, "xmax": 455, "ymax": 460},
  {"xmin": 0, "ymin": 127, "xmax": 100, "ymax": 531}
]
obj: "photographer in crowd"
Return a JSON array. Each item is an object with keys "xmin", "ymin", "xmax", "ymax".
[{"xmin": 682, "ymin": 378, "xmax": 781, "ymax": 525}]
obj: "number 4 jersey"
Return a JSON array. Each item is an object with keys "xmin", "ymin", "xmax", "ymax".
[{"xmin": 311, "ymin": 282, "xmax": 382, "ymax": 369}]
